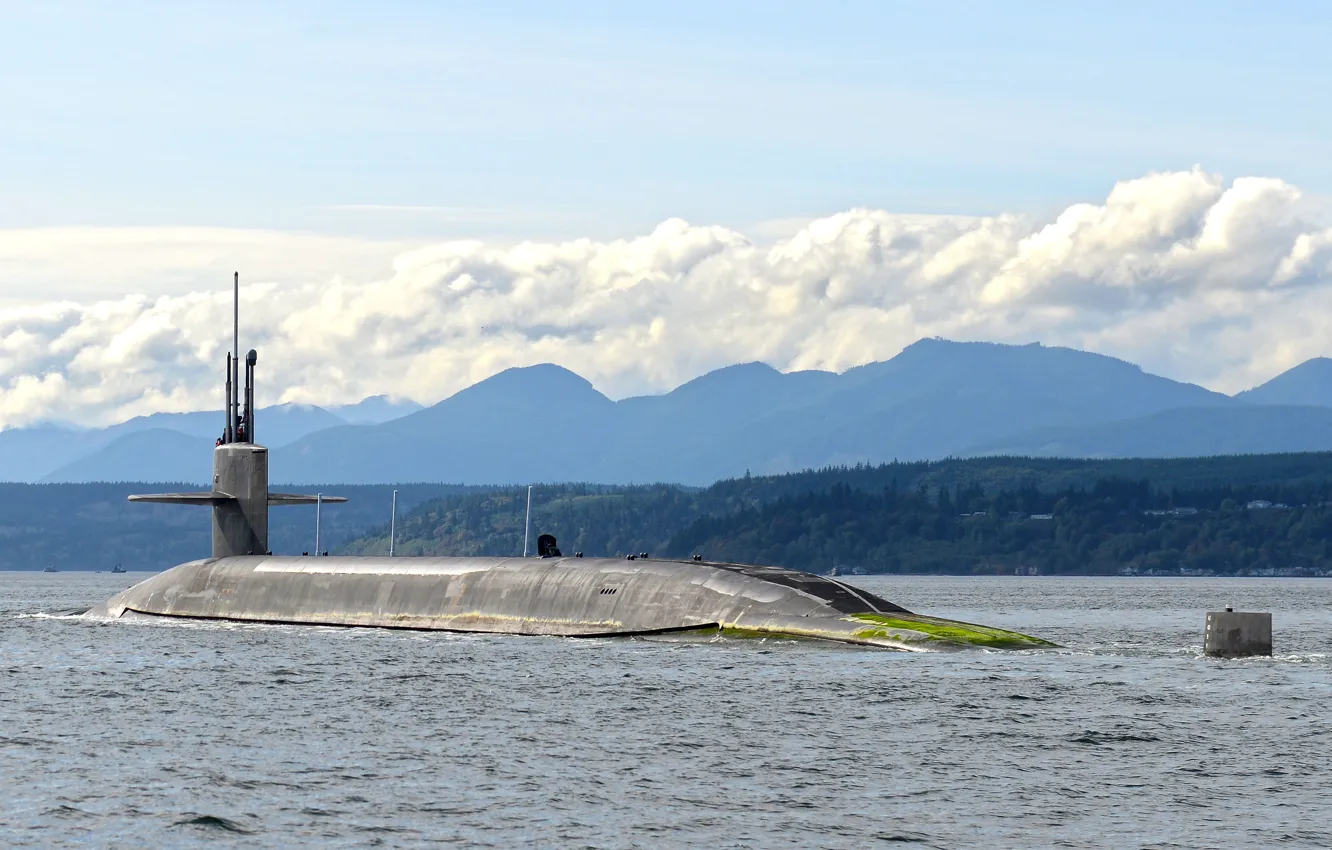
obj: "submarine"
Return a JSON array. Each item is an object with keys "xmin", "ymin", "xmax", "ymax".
[{"xmin": 87, "ymin": 276, "xmax": 1052, "ymax": 652}]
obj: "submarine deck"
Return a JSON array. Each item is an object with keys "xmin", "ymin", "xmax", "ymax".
[{"xmin": 88, "ymin": 555, "xmax": 1052, "ymax": 651}]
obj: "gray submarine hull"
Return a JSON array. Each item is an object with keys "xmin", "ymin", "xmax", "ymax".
[
  {"xmin": 86, "ymin": 554, "xmax": 1053, "ymax": 651},
  {"xmin": 87, "ymin": 293, "xmax": 1053, "ymax": 652}
]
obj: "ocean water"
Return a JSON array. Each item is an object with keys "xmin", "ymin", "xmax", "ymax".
[{"xmin": 2, "ymin": 572, "xmax": 1330, "ymax": 849}]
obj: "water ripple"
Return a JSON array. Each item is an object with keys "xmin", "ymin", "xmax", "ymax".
[{"xmin": 1, "ymin": 572, "xmax": 1330, "ymax": 848}]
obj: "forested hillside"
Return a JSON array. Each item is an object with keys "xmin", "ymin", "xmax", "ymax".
[
  {"xmin": 0, "ymin": 483, "xmax": 476, "ymax": 571},
  {"xmin": 341, "ymin": 454, "xmax": 1332, "ymax": 576},
  {"xmin": 669, "ymin": 479, "xmax": 1332, "ymax": 576},
  {"xmin": 9, "ymin": 453, "xmax": 1332, "ymax": 573}
]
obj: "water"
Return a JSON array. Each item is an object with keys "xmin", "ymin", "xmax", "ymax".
[{"xmin": 3, "ymin": 572, "xmax": 1330, "ymax": 848}]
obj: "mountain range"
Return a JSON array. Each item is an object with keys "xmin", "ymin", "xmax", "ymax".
[
  {"xmin": 9, "ymin": 339, "xmax": 1332, "ymax": 485},
  {"xmin": 1, "ymin": 396, "xmax": 420, "ymax": 483}
]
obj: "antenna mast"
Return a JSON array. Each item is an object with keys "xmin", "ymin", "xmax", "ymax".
[
  {"xmin": 225, "ymin": 353, "xmax": 234, "ymax": 443},
  {"xmin": 232, "ymin": 271, "xmax": 239, "ymax": 444},
  {"xmin": 523, "ymin": 485, "xmax": 532, "ymax": 556}
]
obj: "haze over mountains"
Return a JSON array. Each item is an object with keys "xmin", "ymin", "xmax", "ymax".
[
  {"xmin": 8, "ymin": 339, "xmax": 1332, "ymax": 486},
  {"xmin": 1, "ymin": 396, "xmax": 420, "ymax": 483}
]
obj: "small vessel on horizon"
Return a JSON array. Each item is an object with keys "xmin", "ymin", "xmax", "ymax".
[
  {"xmin": 110, "ymin": 564, "xmax": 126, "ymax": 574},
  {"xmin": 42, "ymin": 565, "xmax": 58, "ymax": 573}
]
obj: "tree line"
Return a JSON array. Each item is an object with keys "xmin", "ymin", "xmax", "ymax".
[
  {"xmin": 667, "ymin": 478, "xmax": 1332, "ymax": 574},
  {"xmin": 342, "ymin": 454, "xmax": 1332, "ymax": 575}
]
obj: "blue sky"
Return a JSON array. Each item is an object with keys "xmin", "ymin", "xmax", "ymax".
[
  {"xmin": 3, "ymin": 1, "xmax": 1328, "ymax": 239},
  {"xmin": 3, "ymin": 2, "xmax": 1332, "ymax": 425}
]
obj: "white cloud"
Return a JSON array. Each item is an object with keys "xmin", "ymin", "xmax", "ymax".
[{"xmin": 2, "ymin": 167, "xmax": 1331, "ymax": 428}]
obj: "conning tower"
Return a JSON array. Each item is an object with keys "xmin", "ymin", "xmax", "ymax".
[{"xmin": 128, "ymin": 272, "xmax": 343, "ymax": 557}]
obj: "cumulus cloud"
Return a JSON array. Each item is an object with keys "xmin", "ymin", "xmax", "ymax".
[{"xmin": 2, "ymin": 167, "xmax": 1331, "ymax": 428}]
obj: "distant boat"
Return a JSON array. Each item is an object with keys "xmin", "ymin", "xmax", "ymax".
[
  {"xmin": 111, "ymin": 564, "xmax": 126, "ymax": 574},
  {"xmin": 42, "ymin": 565, "xmax": 58, "ymax": 573}
]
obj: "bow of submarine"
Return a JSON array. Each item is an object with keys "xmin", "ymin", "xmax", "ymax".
[{"xmin": 86, "ymin": 555, "xmax": 1054, "ymax": 651}]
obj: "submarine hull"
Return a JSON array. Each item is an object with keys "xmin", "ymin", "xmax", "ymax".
[
  {"xmin": 93, "ymin": 282, "xmax": 1055, "ymax": 652},
  {"xmin": 86, "ymin": 555, "xmax": 1052, "ymax": 651}
]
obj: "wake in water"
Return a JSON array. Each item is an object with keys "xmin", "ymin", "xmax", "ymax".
[{"xmin": 171, "ymin": 814, "xmax": 255, "ymax": 835}]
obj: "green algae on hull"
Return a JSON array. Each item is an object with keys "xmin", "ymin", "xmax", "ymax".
[
  {"xmin": 720, "ymin": 626, "xmax": 797, "ymax": 640},
  {"xmin": 849, "ymin": 613, "xmax": 1057, "ymax": 650}
]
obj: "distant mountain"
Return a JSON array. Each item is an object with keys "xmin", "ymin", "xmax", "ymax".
[
  {"xmin": 42, "ymin": 429, "xmax": 212, "ymax": 484},
  {"xmin": 328, "ymin": 395, "xmax": 423, "ymax": 425},
  {"xmin": 271, "ymin": 339, "xmax": 1243, "ymax": 485},
  {"xmin": 107, "ymin": 402, "xmax": 346, "ymax": 446},
  {"xmin": 715, "ymin": 340, "xmax": 1236, "ymax": 476},
  {"xmin": 273, "ymin": 364, "xmax": 616, "ymax": 484},
  {"xmin": 1237, "ymin": 358, "xmax": 1332, "ymax": 408},
  {"xmin": 967, "ymin": 405, "xmax": 1332, "ymax": 458},
  {"xmin": 32, "ymin": 397, "xmax": 420, "ymax": 483},
  {"xmin": 19, "ymin": 339, "xmax": 1332, "ymax": 486},
  {"xmin": 596, "ymin": 362, "xmax": 839, "ymax": 482},
  {"xmin": 0, "ymin": 402, "xmax": 348, "ymax": 483},
  {"xmin": 0, "ymin": 425, "xmax": 109, "ymax": 483}
]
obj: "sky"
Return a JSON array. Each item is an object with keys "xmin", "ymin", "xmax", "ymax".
[{"xmin": 1, "ymin": 1, "xmax": 1331, "ymax": 426}]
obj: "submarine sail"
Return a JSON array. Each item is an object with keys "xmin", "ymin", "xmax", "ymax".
[{"xmin": 86, "ymin": 274, "xmax": 1052, "ymax": 652}]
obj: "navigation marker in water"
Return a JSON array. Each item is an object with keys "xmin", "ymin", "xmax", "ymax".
[{"xmin": 1204, "ymin": 608, "xmax": 1272, "ymax": 658}]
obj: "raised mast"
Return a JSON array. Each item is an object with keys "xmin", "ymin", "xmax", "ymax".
[
  {"xmin": 231, "ymin": 271, "xmax": 240, "ymax": 443},
  {"xmin": 225, "ymin": 353, "xmax": 234, "ymax": 443},
  {"xmin": 244, "ymin": 349, "xmax": 256, "ymax": 444}
]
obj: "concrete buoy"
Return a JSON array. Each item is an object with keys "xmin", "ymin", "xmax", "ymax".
[{"xmin": 1204, "ymin": 608, "xmax": 1272, "ymax": 658}]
